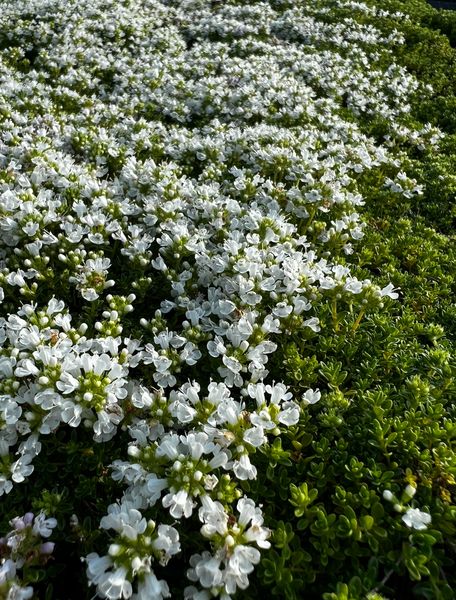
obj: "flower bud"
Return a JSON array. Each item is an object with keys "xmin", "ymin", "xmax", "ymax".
[
  {"xmin": 108, "ymin": 543, "xmax": 122, "ymax": 556},
  {"xmin": 40, "ymin": 542, "xmax": 55, "ymax": 555},
  {"xmin": 405, "ymin": 484, "xmax": 416, "ymax": 499},
  {"xmin": 382, "ymin": 490, "xmax": 394, "ymax": 502}
]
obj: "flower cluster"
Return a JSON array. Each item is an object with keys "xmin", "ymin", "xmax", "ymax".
[
  {"xmin": 0, "ymin": 0, "xmax": 439, "ymax": 596},
  {"xmin": 0, "ymin": 511, "xmax": 57, "ymax": 599},
  {"xmin": 383, "ymin": 485, "xmax": 432, "ymax": 531}
]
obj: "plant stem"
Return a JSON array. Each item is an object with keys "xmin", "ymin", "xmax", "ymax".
[
  {"xmin": 332, "ymin": 299, "xmax": 339, "ymax": 332},
  {"xmin": 351, "ymin": 307, "xmax": 366, "ymax": 333}
]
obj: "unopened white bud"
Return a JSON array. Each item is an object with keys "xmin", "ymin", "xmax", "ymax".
[
  {"xmin": 405, "ymin": 484, "xmax": 416, "ymax": 498},
  {"xmin": 108, "ymin": 544, "xmax": 122, "ymax": 557},
  {"xmin": 128, "ymin": 446, "xmax": 141, "ymax": 458},
  {"xmin": 131, "ymin": 556, "xmax": 143, "ymax": 573},
  {"xmin": 383, "ymin": 490, "xmax": 394, "ymax": 502}
]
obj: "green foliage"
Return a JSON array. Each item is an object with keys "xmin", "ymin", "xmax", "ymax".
[{"xmin": 241, "ymin": 1, "xmax": 456, "ymax": 598}]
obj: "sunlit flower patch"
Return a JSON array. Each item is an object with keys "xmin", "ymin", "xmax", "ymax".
[{"xmin": 0, "ymin": 0, "xmax": 451, "ymax": 598}]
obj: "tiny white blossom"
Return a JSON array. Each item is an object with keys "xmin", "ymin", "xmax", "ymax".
[
  {"xmin": 302, "ymin": 389, "xmax": 321, "ymax": 405},
  {"xmin": 402, "ymin": 508, "xmax": 432, "ymax": 530}
]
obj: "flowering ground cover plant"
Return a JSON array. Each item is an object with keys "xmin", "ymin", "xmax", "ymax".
[{"xmin": 0, "ymin": 0, "xmax": 455, "ymax": 598}]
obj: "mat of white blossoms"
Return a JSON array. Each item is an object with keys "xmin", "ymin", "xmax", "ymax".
[{"xmin": 0, "ymin": 0, "xmax": 439, "ymax": 598}]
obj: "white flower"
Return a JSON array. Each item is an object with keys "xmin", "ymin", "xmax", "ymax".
[
  {"xmin": 233, "ymin": 454, "xmax": 257, "ymax": 480},
  {"xmin": 380, "ymin": 283, "xmax": 399, "ymax": 299},
  {"xmin": 243, "ymin": 426, "xmax": 266, "ymax": 448},
  {"xmin": 303, "ymin": 317, "xmax": 320, "ymax": 332},
  {"xmin": 60, "ymin": 400, "xmax": 83, "ymax": 427},
  {"xmin": 402, "ymin": 508, "xmax": 432, "ymax": 530},
  {"xmin": 152, "ymin": 524, "xmax": 181, "ymax": 565},
  {"xmin": 183, "ymin": 586, "xmax": 211, "ymax": 600},
  {"xmin": 98, "ymin": 566, "xmax": 133, "ymax": 600},
  {"xmin": 134, "ymin": 572, "xmax": 170, "ymax": 600},
  {"xmin": 236, "ymin": 497, "xmax": 271, "ymax": 549},
  {"xmin": 250, "ymin": 409, "xmax": 275, "ymax": 431},
  {"xmin": 266, "ymin": 383, "xmax": 293, "ymax": 405},
  {"xmin": 86, "ymin": 553, "xmax": 114, "ymax": 585},
  {"xmin": 199, "ymin": 496, "xmax": 228, "ymax": 538},
  {"xmin": 278, "ymin": 401, "xmax": 300, "ymax": 426},
  {"xmin": 144, "ymin": 476, "xmax": 168, "ymax": 506},
  {"xmin": 11, "ymin": 454, "xmax": 35, "ymax": 484},
  {"xmin": 4, "ymin": 583, "xmax": 34, "ymax": 600},
  {"xmin": 156, "ymin": 434, "xmax": 180, "ymax": 460},
  {"xmin": 32, "ymin": 512, "xmax": 57, "ymax": 537},
  {"xmin": 187, "ymin": 552, "xmax": 223, "ymax": 589},
  {"xmin": 229, "ymin": 544, "xmax": 260, "ymax": 575},
  {"xmin": 0, "ymin": 558, "xmax": 16, "ymax": 584},
  {"xmin": 162, "ymin": 489, "xmax": 195, "ymax": 519},
  {"xmin": 302, "ymin": 388, "xmax": 321, "ymax": 405},
  {"xmin": 100, "ymin": 503, "xmax": 146, "ymax": 540}
]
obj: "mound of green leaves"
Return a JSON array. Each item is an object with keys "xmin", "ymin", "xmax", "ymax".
[{"xmin": 249, "ymin": 2, "xmax": 456, "ymax": 599}]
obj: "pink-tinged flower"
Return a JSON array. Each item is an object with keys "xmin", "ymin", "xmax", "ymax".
[
  {"xmin": 11, "ymin": 512, "xmax": 34, "ymax": 531},
  {"xmin": 40, "ymin": 541, "xmax": 55, "ymax": 555}
]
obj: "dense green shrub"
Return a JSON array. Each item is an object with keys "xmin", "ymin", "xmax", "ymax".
[{"xmin": 246, "ymin": 1, "xmax": 456, "ymax": 598}]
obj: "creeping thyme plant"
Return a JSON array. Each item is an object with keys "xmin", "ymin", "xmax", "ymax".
[{"xmin": 0, "ymin": 0, "xmax": 455, "ymax": 598}]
